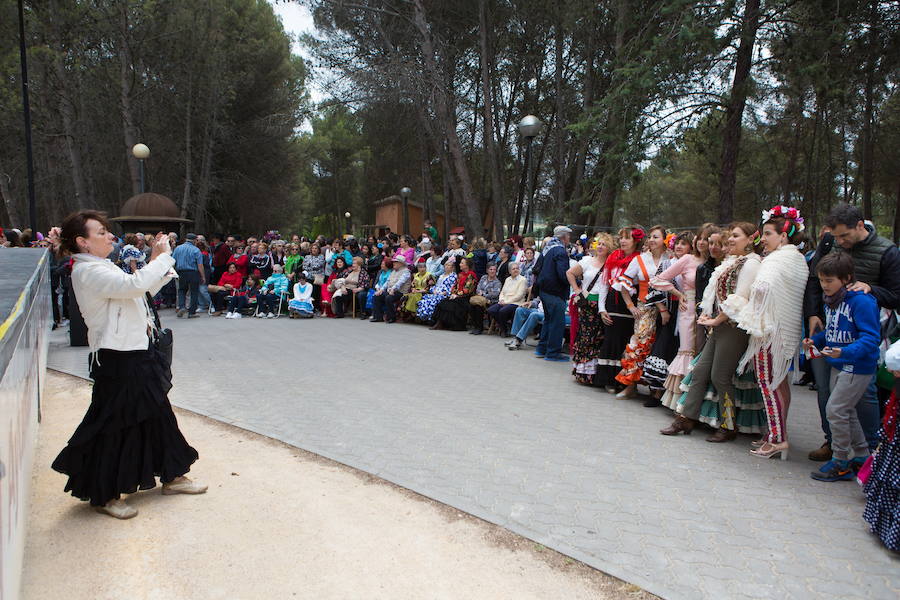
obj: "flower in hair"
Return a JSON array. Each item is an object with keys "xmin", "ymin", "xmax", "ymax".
[
  {"xmin": 631, "ymin": 228, "xmax": 645, "ymax": 241},
  {"xmin": 762, "ymin": 205, "xmax": 805, "ymax": 233},
  {"xmin": 665, "ymin": 233, "xmax": 676, "ymax": 250}
]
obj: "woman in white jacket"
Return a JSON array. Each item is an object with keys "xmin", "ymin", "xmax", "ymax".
[{"xmin": 51, "ymin": 211, "xmax": 206, "ymax": 519}]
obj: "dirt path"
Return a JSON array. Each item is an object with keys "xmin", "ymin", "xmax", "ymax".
[{"xmin": 23, "ymin": 371, "xmax": 650, "ymax": 600}]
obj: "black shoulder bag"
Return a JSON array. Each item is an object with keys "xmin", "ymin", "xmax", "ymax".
[
  {"xmin": 575, "ymin": 269, "xmax": 603, "ymax": 311},
  {"xmin": 145, "ymin": 292, "xmax": 173, "ymax": 370}
]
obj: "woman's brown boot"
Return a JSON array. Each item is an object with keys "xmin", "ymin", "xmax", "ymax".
[
  {"xmin": 706, "ymin": 428, "xmax": 738, "ymax": 443},
  {"xmin": 659, "ymin": 415, "xmax": 696, "ymax": 436}
]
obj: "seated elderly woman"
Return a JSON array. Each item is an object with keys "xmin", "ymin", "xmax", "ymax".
[
  {"xmin": 322, "ymin": 255, "xmax": 349, "ymax": 317},
  {"xmin": 288, "ymin": 271, "xmax": 315, "ymax": 318},
  {"xmin": 332, "ymin": 256, "xmax": 370, "ymax": 318},
  {"xmin": 403, "ymin": 259, "xmax": 435, "ymax": 317},
  {"xmin": 486, "ymin": 261, "xmax": 529, "ymax": 336},
  {"xmin": 257, "ymin": 264, "xmax": 290, "ymax": 318},
  {"xmin": 208, "ymin": 262, "xmax": 244, "ymax": 316},
  {"xmin": 468, "ymin": 264, "xmax": 501, "ymax": 335},
  {"xmin": 371, "ymin": 255, "xmax": 412, "ymax": 323},
  {"xmin": 431, "ymin": 257, "xmax": 478, "ymax": 331},
  {"xmin": 417, "ymin": 258, "xmax": 457, "ymax": 322},
  {"xmin": 518, "ymin": 247, "xmax": 538, "ymax": 287}
]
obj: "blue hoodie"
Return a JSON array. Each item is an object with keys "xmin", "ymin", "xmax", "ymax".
[{"xmin": 811, "ymin": 289, "xmax": 880, "ymax": 374}]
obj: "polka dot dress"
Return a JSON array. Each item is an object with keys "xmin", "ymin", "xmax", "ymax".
[{"xmin": 863, "ymin": 392, "xmax": 899, "ymax": 552}]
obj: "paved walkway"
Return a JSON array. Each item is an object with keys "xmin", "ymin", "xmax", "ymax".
[
  {"xmin": 48, "ymin": 315, "xmax": 900, "ymax": 599},
  {"xmin": 27, "ymin": 371, "xmax": 630, "ymax": 600}
]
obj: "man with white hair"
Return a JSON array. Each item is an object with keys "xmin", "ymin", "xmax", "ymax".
[{"xmin": 535, "ymin": 225, "xmax": 572, "ymax": 362}]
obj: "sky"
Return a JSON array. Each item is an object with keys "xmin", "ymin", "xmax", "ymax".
[{"xmin": 268, "ymin": 0, "xmax": 325, "ymax": 105}]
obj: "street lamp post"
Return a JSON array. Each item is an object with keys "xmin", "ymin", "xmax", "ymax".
[
  {"xmin": 399, "ymin": 187, "xmax": 411, "ymax": 235},
  {"xmin": 514, "ymin": 115, "xmax": 542, "ymax": 235},
  {"xmin": 132, "ymin": 143, "xmax": 150, "ymax": 194},
  {"xmin": 17, "ymin": 0, "xmax": 37, "ymax": 232},
  {"xmin": 344, "ymin": 211, "xmax": 352, "ymax": 235}
]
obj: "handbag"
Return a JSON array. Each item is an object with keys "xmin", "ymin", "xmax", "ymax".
[
  {"xmin": 470, "ymin": 295, "xmax": 488, "ymax": 307},
  {"xmin": 575, "ymin": 269, "xmax": 603, "ymax": 311},
  {"xmin": 365, "ymin": 289, "xmax": 375, "ymax": 310},
  {"xmin": 314, "ymin": 274, "xmax": 325, "ymax": 286},
  {"xmin": 145, "ymin": 292, "xmax": 173, "ymax": 370}
]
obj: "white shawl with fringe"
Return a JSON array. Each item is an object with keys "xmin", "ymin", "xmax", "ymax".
[{"xmin": 735, "ymin": 245, "xmax": 808, "ymax": 386}]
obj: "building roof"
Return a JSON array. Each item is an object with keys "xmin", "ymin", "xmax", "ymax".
[{"xmin": 111, "ymin": 193, "xmax": 192, "ymax": 223}]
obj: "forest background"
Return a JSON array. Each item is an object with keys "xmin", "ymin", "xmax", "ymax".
[{"xmin": 0, "ymin": 0, "xmax": 898, "ymax": 241}]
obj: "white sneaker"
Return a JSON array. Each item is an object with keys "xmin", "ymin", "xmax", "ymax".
[
  {"xmin": 95, "ymin": 499, "xmax": 138, "ymax": 519},
  {"xmin": 225, "ymin": 312, "xmax": 233, "ymax": 319},
  {"xmin": 256, "ymin": 312, "xmax": 264, "ymax": 318},
  {"xmin": 267, "ymin": 312, "xmax": 275, "ymax": 319},
  {"xmin": 162, "ymin": 477, "xmax": 208, "ymax": 496},
  {"xmin": 234, "ymin": 313, "xmax": 243, "ymax": 319}
]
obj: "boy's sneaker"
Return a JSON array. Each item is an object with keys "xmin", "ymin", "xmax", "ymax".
[
  {"xmin": 507, "ymin": 339, "xmax": 523, "ymax": 350},
  {"xmin": 256, "ymin": 312, "xmax": 264, "ymax": 318},
  {"xmin": 233, "ymin": 313, "xmax": 243, "ymax": 319},
  {"xmin": 267, "ymin": 312, "xmax": 275, "ymax": 319},
  {"xmin": 224, "ymin": 312, "xmax": 234, "ymax": 319},
  {"xmin": 810, "ymin": 459, "xmax": 853, "ymax": 482}
]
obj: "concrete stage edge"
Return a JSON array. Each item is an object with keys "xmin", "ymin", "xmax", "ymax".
[{"xmin": 0, "ymin": 249, "xmax": 50, "ymax": 600}]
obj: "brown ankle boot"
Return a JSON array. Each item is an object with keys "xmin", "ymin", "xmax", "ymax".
[
  {"xmin": 706, "ymin": 428, "xmax": 738, "ymax": 443},
  {"xmin": 660, "ymin": 415, "xmax": 696, "ymax": 436},
  {"xmin": 808, "ymin": 442, "xmax": 832, "ymax": 461}
]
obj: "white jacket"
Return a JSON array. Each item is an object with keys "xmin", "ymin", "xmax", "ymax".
[{"xmin": 71, "ymin": 253, "xmax": 177, "ymax": 352}]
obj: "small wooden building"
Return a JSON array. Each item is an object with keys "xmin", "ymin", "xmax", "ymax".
[{"xmin": 370, "ymin": 196, "xmax": 445, "ymax": 238}]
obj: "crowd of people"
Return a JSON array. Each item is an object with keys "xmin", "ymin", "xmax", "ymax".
[{"xmin": 6, "ymin": 207, "xmax": 899, "ymax": 549}]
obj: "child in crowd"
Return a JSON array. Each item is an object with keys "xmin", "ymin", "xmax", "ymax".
[
  {"xmin": 288, "ymin": 272, "xmax": 315, "ymax": 318},
  {"xmin": 225, "ymin": 275, "xmax": 260, "ymax": 319},
  {"xmin": 803, "ymin": 252, "xmax": 880, "ymax": 482}
]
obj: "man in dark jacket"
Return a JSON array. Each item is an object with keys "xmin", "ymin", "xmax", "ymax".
[
  {"xmin": 804, "ymin": 203, "xmax": 900, "ymax": 459},
  {"xmin": 210, "ymin": 233, "xmax": 233, "ymax": 284},
  {"xmin": 535, "ymin": 226, "xmax": 572, "ymax": 362}
]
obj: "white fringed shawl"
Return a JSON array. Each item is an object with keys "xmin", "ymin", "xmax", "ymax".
[{"xmin": 736, "ymin": 245, "xmax": 809, "ymax": 386}]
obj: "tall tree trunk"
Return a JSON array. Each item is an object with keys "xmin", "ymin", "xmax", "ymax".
[
  {"xmin": 782, "ymin": 90, "xmax": 804, "ymax": 205},
  {"xmin": 478, "ymin": 0, "xmax": 505, "ymax": 240},
  {"xmin": 118, "ymin": 6, "xmax": 141, "ymax": 197},
  {"xmin": 52, "ymin": 56, "xmax": 89, "ymax": 209},
  {"xmin": 717, "ymin": 0, "xmax": 760, "ymax": 223},
  {"xmin": 595, "ymin": 0, "xmax": 630, "ymax": 228},
  {"xmin": 0, "ymin": 166, "xmax": 23, "ymax": 226},
  {"xmin": 413, "ymin": 0, "xmax": 483, "ymax": 239},
  {"xmin": 440, "ymin": 142, "xmax": 454, "ymax": 238},
  {"xmin": 860, "ymin": 0, "xmax": 878, "ymax": 220},
  {"xmin": 181, "ymin": 75, "xmax": 194, "ymax": 219},
  {"xmin": 193, "ymin": 92, "xmax": 218, "ymax": 235},
  {"xmin": 553, "ymin": 6, "xmax": 566, "ymax": 216},
  {"xmin": 893, "ymin": 177, "xmax": 900, "ymax": 244},
  {"xmin": 417, "ymin": 129, "xmax": 435, "ymax": 222},
  {"xmin": 564, "ymin": 26, "xmax": 595, "ymax": 219}
]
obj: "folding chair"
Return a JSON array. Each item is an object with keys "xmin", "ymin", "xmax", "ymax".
[{"xmin": 274, "ymin": 291, "xmax": 289, "ymax": 317}]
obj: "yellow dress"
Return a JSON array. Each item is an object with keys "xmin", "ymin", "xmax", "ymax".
[{"xmin": 404, "ymin": 271, "xmax": 433, "ymax": 313}]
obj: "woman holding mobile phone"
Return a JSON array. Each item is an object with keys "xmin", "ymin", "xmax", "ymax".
[{"xmin": 51, "ymin": 211, "xmax": 206, "ymax": 519}]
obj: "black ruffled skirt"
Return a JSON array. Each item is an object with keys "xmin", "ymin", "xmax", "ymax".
[
  {"xmin": 433, "ymin": 296, "xmax": 471, "ymax": 330},
  {"xmin": 52, "ymin": 345, "xmax": 198, "ymax": 506}
]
